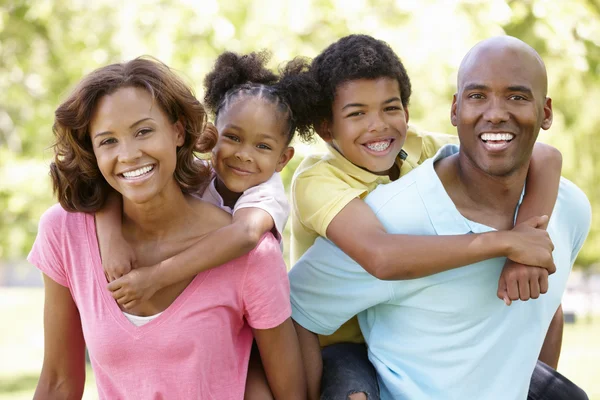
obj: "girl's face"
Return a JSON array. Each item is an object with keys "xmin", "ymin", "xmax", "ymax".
[
  {"xmin": 212, "ymin": 98, "xmax": 294, "ymax": 194},
  {"xmin": 320, "ymin": 77, "xmax": 409, "ymax": 176},
  {"xmin": 89, "ymin": 87, "xmax": 184, "ymax": 205}
]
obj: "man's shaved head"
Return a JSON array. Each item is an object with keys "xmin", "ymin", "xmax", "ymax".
[{"xmin": 457, "ymin": 36, "xmax": 548, "ymax": 97}]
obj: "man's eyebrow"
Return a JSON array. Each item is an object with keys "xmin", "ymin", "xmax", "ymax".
[
  {"xmin": 93, "ymin": 118, "xmax": 154, "ymax": 139},
  {"xmin": 507, "ymin": 85, "xmax": 534, "ymax": 96},
  {"xmin": 463, "ymin": 83, "xmax": 489, "ymax": 92}
]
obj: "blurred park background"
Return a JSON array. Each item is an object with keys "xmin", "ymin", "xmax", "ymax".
[{"xmin": 0, "ymin": 0, "xmax": 599, "ymax": 398}]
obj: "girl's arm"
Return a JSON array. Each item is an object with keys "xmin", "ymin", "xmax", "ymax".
[
  {"xmin": 497, "ymin": 143, "xmax": 562, "ymax": 304},
  {"xmin": 253, "ymin": 318, "xmax": 307, "ymax": 400},
  {"xmin": 108, "ymin": 208, "xmax": 274, "ymax": 309},
  {"xmin": 96, "ymin": 191, "xmax": 136, "ymax": 281},
  {"xmin": 34, "ymin": 274, "xmax": 86, "ymax": 400}
]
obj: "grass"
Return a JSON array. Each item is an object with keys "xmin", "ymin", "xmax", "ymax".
[{"xmin": 1, "ymin": 287, "xmax": 598, "ymax": 399}]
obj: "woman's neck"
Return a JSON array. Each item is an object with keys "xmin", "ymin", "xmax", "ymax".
[
  {"xmin": 215, "ymin": 177, "xmax": 242, "ymax": 209},
  {"xmin": 122, "ymin": 179, "xmax": 191, "ymax": 239}
]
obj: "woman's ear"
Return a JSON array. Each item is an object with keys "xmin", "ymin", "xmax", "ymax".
[
  {"xmin": 275, "ymin": 146, "xmax": 295, "ymax": 172},
  {"xmin": 174, "ymin": 120, "xmax": 185, "ymax": 146}
]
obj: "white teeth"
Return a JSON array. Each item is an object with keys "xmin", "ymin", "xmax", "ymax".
[
  {"xmin": 122, "ymin": 165, "xmax": 154, "ymax": 178},
  {"xmin": 366, "ymin": 140, "xmax": 391, "ymax": 152},
  {"xmin": 481, "ymin": 133, "xmax": 514, "ymax": 142}
]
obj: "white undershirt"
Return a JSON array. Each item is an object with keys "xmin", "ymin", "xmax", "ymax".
[{"xmin": 123, "ymin": 311, "xmax": 162, "ymax": 327}]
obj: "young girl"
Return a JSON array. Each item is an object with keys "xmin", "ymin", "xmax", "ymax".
[
  {"xmin": 29, "ymin": 57, "xmax": 305, "ymax": 399},
  {"xmin": 95, "ymin": 52, "xmax": 316, "ymax": 398},
  {"xmin": 286, "ymin": 34, "xmax": 562, "ymax": 399}
]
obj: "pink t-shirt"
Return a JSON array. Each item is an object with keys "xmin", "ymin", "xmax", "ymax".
[{"xmin": 28, "ymin": 204, "xmax": 291, "ymax": 400}]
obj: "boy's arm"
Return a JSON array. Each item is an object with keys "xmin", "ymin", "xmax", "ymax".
[
  {"xmin": 95, "ymin": 191, "xmax": 136, "ymax": 281},
  {"xmin": 497, "ymin": 143, "xmax": 562, "ymax": 304},
  {"xmin": 326, "ymin": 200, "xmax": 554, "ymax": 281},
  {"xmin": 108, "ymin": 208, "xmax": 274, "ymax": 308},
  {"xmin": 253, "ymin": 318, "xmax": 307, "ymax": 400}
]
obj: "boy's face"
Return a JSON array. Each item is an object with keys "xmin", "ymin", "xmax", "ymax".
[
  {"xmin": 321, "ymin": 77, "xmax": 409, "ymax": 176},
  {"xmin": 212, "ymin": 98, "xmax": 294, "ymax": 193}
]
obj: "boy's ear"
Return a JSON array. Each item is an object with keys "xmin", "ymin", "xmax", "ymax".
[
  {"xmin": 315, "ymin": 120, "xmax": 333, "ymax": 143},
  {"xmin": 275, "ymin": 146, "xmax": 295, "ymax": 172}
]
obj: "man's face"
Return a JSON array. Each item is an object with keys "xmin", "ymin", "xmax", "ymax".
[{"xmin": 451, "ymin": 48, "xmax": 553, "ymax": 177}]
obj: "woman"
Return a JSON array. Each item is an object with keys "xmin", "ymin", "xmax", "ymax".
[{"xmin": 28, "ymin": 57, "xmax": 306, "ymax": 399}]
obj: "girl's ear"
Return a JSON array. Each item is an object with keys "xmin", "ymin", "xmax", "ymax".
[
  {"xmin": 315, "ymin": 120, "xmax": 333, "ymax": 143},
  {"xmin": 275, "ymin": 146, "xmax": 295, "ymax": 172}
]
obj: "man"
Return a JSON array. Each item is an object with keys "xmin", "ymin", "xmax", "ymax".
[{"xmin": 289, "ymin": 36, "xmax": 591, "ymax": 399}]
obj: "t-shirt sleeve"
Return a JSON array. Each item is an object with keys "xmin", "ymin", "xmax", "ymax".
[
  {"xmin": 242, "ymin": 233, "xmax": 291, "ymax": 329},
  {"xmin": 27, "ymin": 204, "xmax": 70, "ymax": 287},
  {"xmin": 292, "ymin": 166, "xmax": 366, "ymax": 238},
  {"xmin": 419, "ymin": 131, "xmax": 460, "ymax": 163},
  {"xmin": 233, "ymin": 173, "xmax": 289, "ymax": 240},
  {"xmin": 289, "ymin": 237, "xmax": 392, "ymax": 335}
]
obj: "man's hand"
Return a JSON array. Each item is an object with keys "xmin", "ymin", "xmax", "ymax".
[
  {"xmin": 497, "ymin": 260, "xmax": 549, "ymax": 305},
  {"xmin": 102, "ymin": 240, "xmax": 137, "ymax": 282},
  {"xmin": 107, "ymin": 266, "xmax": 159, "ymax": 310},
  {"xmin": 503, "ymin": 215, "xmax": 555, "ymax": 274}
]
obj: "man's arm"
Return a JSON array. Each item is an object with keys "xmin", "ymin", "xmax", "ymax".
[{"xmin": 538, "ymin": 305, "xmax": 564, "ymax": 369}]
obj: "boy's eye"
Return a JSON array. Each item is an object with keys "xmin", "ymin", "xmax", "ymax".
[
  {"xmin": 346, "ymin": 111, "xmax": 364, "ymax": 118},
  {"xmin": 384, "ymin": 106, "xmax": 401, "ymax": 112},
  {"xmin": 257, "ymin": 143, "xmax": 272, "ymax": 150}
]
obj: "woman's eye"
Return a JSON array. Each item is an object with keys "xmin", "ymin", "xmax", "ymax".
[
  {"xmin": 137, "ymin": 128, "xmax": 153, "ymax": 136},
  {"xmin": 99, "ymin": 138, "xmax": 117, "ymax": 146}
]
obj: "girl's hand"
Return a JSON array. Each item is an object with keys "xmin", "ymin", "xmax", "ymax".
[
  {"xmin": 103, "ymin": 239, "xmax": 137, "ymax": 282},
  {"xmin": 107, "ymin": 267, "xmax": 158, "ymax": 310},
  {"xmin": 503, "ymin": 215, "xmax": 555, "ymax": 274}
]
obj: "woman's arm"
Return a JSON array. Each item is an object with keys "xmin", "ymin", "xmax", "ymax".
[
  {"xmin": 326, "ymin": 199, "xmax": 555, "ymax": 281},
  {"xmin": 497, "ymin": 143, "xmax": 562, "ymax": 303},
  {"xmin": 34, "ymin": 274, "xmax": 86, "ymax": 400},
  {"xmin": 293, "ymin": 321, "xmax": 322, "ymax": 400},
  {"xmin": 108, "ymin": 208, "xmax": 274, "ymax": 309},
  {"xmin": 253, "ymin": 318, "xmax": 307, "ymax": 400}
]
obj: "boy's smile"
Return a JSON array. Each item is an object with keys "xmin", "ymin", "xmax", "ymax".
[{"xmin": 321, "ymin": 77, "xmax": 409, "ymax": 177}]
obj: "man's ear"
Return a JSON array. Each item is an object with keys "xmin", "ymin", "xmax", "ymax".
[
  {"xmin": 541, "ymin": 97, "xmax": 553, "ymax": 131},
  {"xmin": 174, "ymin": 120, "xmax": 185, "ymax": 146},
  {"xmin": 315, "ymin": 120, "xmax": 333, "ymax": 143},
  {"xmin": 450, "ymin": 93, "xmax": 458, "ymax": 127},
  {"xmin": 275, "ymin": 146, "xmax": 295, "ymax": 172}
]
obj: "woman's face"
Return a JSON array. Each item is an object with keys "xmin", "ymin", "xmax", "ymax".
[{"xmin": 89, "ymin": 87, "xmax": 184, "ymax": 205}]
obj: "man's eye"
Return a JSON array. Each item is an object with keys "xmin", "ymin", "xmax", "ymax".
[
  {"xmin": 468, "ymin": 93, "xmax": 484, "ymax": 99},
  {"xmin": 509, "ymin": 95, "xmax": 526, "ymax": 101}
]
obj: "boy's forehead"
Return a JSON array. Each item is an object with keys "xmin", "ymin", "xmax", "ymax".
[{"xmin": 334, "ymin": 78, "xmax": 401, "ymax": 102}]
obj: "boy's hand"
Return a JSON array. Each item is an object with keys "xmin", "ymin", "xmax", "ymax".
[
  {"xmin": 102, "ymin": 241, "xmax": 137, "ymax": 282},
  {"xmin": 497, "ymin": 260, "xmax": 549, "ymax": 305},
  {"xmin": 107, "ymin": 266, "xmax": 159, "ymax": 310},
  {"xmin": 504, "ymin": 215, "xmax": 556, "ymax": 274}
]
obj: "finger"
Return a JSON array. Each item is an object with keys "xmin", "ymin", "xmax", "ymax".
[
  {"xmin": 506, "ymin": 278, "xmax": 520, "ymax": 301},
  {"xmin": 539, "ymin": 273, "xmax": 549, "ymax": 294},
  {"xmin": 529, "ymin": 278, "xmax": 541, "ymax": 299},
  {"xmin": 107, "ymin": 279, "xmax": 122, "ymax": 292},
  {"xmin": 537, "ymin": 215, "xmax": 549, "ymax": 229},
  {"xmin": 123, "ymin": 300, "xmax": 138, "ymax": 310},
  {"xmin": 117, "ymin": 295, "xmax": 131, "ymax": 306},
  {"xmin": 518, "ymin": 276, "xmax": 531, "ymax": 301},
  {"xmin": 497, "ymin": 279, "xmax": 506, "ymax": 301},
  {"xmin": 110, "ymin": 288, "xmax": 124, "ymax": 300}
]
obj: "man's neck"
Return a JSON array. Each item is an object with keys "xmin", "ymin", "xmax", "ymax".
[{"xmin": 435, "ymin": 153, "xmax": 529, "ymax": 230}]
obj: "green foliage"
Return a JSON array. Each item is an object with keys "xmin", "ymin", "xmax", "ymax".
[{"xmin": 0, "ymin": 0, "xmax": 598, "ymax": 266}]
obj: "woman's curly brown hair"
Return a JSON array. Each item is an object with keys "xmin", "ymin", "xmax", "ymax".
[{"xmin": 51, "ymin": 56, "xmax": 211, "ymax": 212}]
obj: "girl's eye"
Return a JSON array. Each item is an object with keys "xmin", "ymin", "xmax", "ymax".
[
  {"xmin": 224, "ymin": 134, "xmax": 240, "ymax": 142},
  {"xmin": 257, "ymin": 144, "xmax": 272, "ymax": 150}
]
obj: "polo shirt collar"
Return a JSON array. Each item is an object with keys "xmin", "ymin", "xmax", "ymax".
[{"xmin": 414, "ymin": 144, "xmax": 524, "ymax": 235}]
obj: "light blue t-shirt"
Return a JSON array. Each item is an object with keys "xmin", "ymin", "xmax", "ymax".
[{"xmin": 290, "ymin": 144, "xmax": 591, "ymax": 400}]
